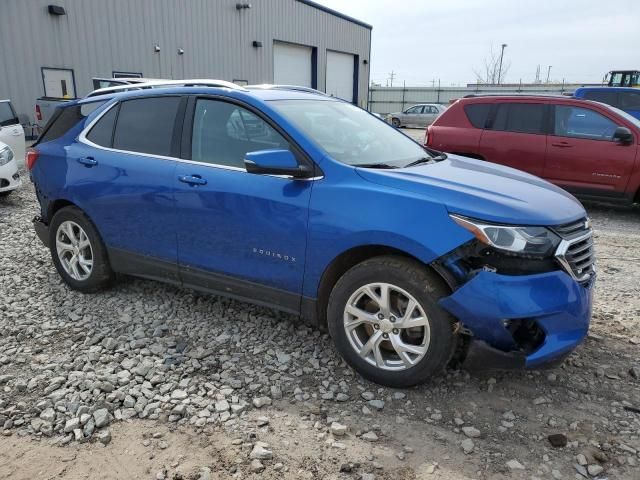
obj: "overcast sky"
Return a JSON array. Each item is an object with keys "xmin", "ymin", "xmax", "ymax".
[{"xmin": 317, "ymin": 0, "xmax": 638, "ymax": 86}]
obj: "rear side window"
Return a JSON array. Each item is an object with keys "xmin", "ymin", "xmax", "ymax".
[
  {"xmin": 554, "ymin": 105, "xmax": 618, "ymax": 141},
  {"xmin": 38, "ymin": 101, "xmax": 106, "ymax": 144},
  {"xmin": 491, "ymin": 103, "xmax": 545, "ymax": 134},
  {"xmin": 619, "ymin": 91, "xmax": 640, "ymax": 110},
  {"xmin": 582, "ymin": 90, "xmax": 619, "ymax": 107},
  {"xmin": 464, "ymin": 103, "xmax": 491, "ymax": 128},
  {"xmin": 86, "ymin": 105, "xmax": 118, "ymax": 147},
  {"xmin": 0, "ymin": 102, "xmax": 18, "ymax": 127},
  {"xmin": 112, "ymin": 97, "xmax": 181, "ymax": 156}
]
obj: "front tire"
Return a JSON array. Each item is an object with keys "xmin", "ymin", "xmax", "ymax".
[
  {"xmin": 327, "ymin": 256, "xmax": 455, "ymax": 387},
  {"xmin": 49, "ymin": 206, "xmax": 114, "ymax": 293}
]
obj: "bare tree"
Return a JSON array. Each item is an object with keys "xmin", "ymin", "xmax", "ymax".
[{"xmin": 473, "ymin": 45, "xmax": 511, "ymax": 85}]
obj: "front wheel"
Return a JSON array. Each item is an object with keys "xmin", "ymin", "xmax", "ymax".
[{"xmin": 327, "ymin": 256, "xmax": 456, "ymax": 387}]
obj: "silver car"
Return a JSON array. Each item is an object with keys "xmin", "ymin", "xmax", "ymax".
[{"xmin": 388, "ymin": 104, "xmax": 447, "ymax": 128}]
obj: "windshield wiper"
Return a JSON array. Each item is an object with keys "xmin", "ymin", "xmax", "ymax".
[
  {"xmin": 404, "ymin": 153, "xmax": 447, "ymax": 168},
  {"xmin": 355, "ymin": 163, "xmax": 399, "ymax": 169}
]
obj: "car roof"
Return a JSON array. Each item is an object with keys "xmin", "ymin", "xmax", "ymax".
[{"xmin": 574, "ymin": 86, "xmax": 639, "ymax": 93}]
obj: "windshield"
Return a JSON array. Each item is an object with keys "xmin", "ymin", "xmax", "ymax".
[{"xmin": 271, "ymin": 99, "xmax": 431, "ymax": 167}]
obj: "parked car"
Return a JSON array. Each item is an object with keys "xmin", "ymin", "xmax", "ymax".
[
  {"xmin": 573, "ymin": 87, "xmax": 640, "ymax": 120},
  {"xmin": 387, "ymin": 104, "xmax": 446, "ymax": 128},
  {"xmin": 0, "ymin": 141, "xmax": 21, "ymax": 197},
  {"xmin": 0, "ymin": 99, "xmax": 25, "ymax": 196},
  {"xmin": 426, "ymin": 95, "xmax": 640, "ymax": 206},
  {"xmin": 29, "ymin": 83, "xmax": 594, "ymax": 387}
]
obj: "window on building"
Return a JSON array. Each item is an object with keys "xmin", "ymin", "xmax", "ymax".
[
  {"xmin": 112, "ymin": 97, "xmax": 181, "ymax": 156},
  {"xmin": 491, "ymin": 103, "xmax": 546, "ymax": 134},
  {"xmin": 42, "ymin": 67, "xmax": 76, "ymax": 99},
  {"xmin": 191, "ymin": 99, "xmax": 289, "ymax": 168},
  {"xmin": 553, "ymin": 105, "xmax": 618, "ymax": 141}
]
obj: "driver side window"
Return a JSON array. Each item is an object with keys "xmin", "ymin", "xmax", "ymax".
[
  {"xmin": 554, "ymin": 105, "xmax": 618, "ymax": 141},
  {"xmin": 406, "ymin": 106, "xmax": 422, "ymax": 114},
  {"xmin": 191, "ymin": 99, "xmax": 290, "ymax": 168}
]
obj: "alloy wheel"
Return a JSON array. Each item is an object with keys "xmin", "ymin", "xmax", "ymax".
[
  {"xmin": 343, "ymin": 282, "xmax": 431, "ymax": 371},
  {"xmin": 55, "ymin": 220, "xmax": 94, "ymax": 281}
]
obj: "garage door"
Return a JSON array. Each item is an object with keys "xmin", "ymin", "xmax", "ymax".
[
  {"xmin": 273, "ymin": 42, "xmax": 312, "ymax": 87},
  {"xmin": 326, "ymin": 51, "xmax": 355, "ymax": 103}
]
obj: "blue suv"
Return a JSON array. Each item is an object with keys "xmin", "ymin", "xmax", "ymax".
[{"xmin": 29, "ymin": 81, "xmax": 595, "ymax": 387}]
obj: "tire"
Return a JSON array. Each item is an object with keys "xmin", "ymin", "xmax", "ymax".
[
  {"xmin": 49, "ymin": 206, "xmax": 114, "ymax": 293},
  {"xmin": 327, "ymin": 255, "xmax": 456, "ymax": 388},
  {"xmin": 391, "ymin": 117, "xmax": 401, "ymax": 128},
  {"xmin": 0, "ymin": 190, "xmax": 12, "ymax": 198}
]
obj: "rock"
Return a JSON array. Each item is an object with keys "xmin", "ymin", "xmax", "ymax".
[
  {"xmin": 64, "ymin": 418, "xmax": 80, "ymax": 433},
  {"xmin": 461, "ymin": 426, "xmax": 481, "ymax": 438},
  {"xmin": 587, "ymin": 464, "xmax": 604, "ymax": 476},
  {"xmin": 0, "ymin": 374, "xmax": 14, "ymax": 384},
  {"xmin": 362, "ymin": 431, "xmax": 378, "ymax": 442},
  {"xmin": 630, "ymin": 366, "xmax": 640, "ymax": 379},
  {"xmin": 368, "ymin": 399, "xmax": 384, "ymax": 410},
  {"xmin": 214, "ymin": 400, "xmax": 229, "ymax": 412},
  {"xmin": 461, "ymin": 438, "xmax": 474, "ymax": 454},
  {"xmin": 330, "ymin": 422, "xmax": 347, "ymax": 436},
  {"xmin": 548, "ymin": 433, "xmax": 568, "ymax": 448},
  {"xmin": 506, "ymin": 460, "xmax": 525, "ymax": 470},
  {"xmin": 361, "ymin": 391, "xmax": 375, "ymax": 401},
  {"xmin": 39, "ymin": 408, "xmax": 56, "ymax": 423},
  {"xmin": 96, "ymin": 429, "xmax": 112, "ymax": 445},
  {"xmin": 93, "ymin": 408, "xmax": 111, "ymax": 428},
  {"xmin": 256, "ymin": 416, "xmax": 270, "ymax": 427},
  {"xmin": 198, "ymin": 467, "xmax": 212, "ymax": 480},
  {"xmin": 252, "ymin": 396, "xmax": 272, "ymax": 408},
  {"xmin": 574, "ymin": 464, "xmax": 588, "ymax": 478},
  {"xmin": 576, "ymin": 454, "xmax": 588, "ymax": 466},
  {"xmin": 250, "ymin": 459, "xmax": 264, "ymax": 473},
  {"xmin": 276, "ymin": 352, "xmax": 291, "ymax": 364},
  {"xmin": 171, "ymin": 389, "xmax": 188, "ymax": 400},
  {"xmin": 250, "ymin": 442, "xmax": 273, "ymax": 460},
  {"xmin": 533, "ymin": 396, "xmax": 550, "ymax": 405}
]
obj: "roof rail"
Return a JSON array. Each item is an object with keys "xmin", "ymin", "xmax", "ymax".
[
  {"xmin": 247, "ymin": 84, "xmax": 329, "ymax": 96},
  {"xmin": 85, "ymin": 79, "xmax": 248, "ymax": 98},
  {"xmin": 462, "ymin": 93, "xmax": 568, "ymax": 99}
]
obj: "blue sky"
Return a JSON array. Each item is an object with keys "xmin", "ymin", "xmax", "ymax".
[{"xmin": 317, "ymin": 0, "xmax": 638, "ymax": 86}]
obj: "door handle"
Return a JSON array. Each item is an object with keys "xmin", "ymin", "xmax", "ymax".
[
  {"xmin": 551, "ymin": 142, "xmax": 572, "ymax": 148},
  {"xmin": 77, "ymin": 157, "xmax": 98, "ymax": 167},
  {"xmin": 178, "ymin": 174, "xmax": 207, "ymax": 186}
]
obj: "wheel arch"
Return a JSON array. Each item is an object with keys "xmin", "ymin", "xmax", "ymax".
[
  {"xmin": 47, "ymin": 198, "xmax": 77, "ymax": 223},
  {"xmin": 310, "ymin": 244, "xmax": 452, "ymax": 330}
]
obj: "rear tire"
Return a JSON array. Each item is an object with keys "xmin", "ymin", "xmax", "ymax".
[
  {"xmin": 49, "ymin": 206, "xmax": 114, "ymax": 293},
  {"xmin": 391, "ymin": 118, "xmax": 401, "ymax": 128},
  {"xmin": 327, "ymin": 255, "xmax": 456, "ymax": 388}
]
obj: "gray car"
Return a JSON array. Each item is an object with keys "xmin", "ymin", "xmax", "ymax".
[{"xmin": 388, "ymin": 103, "xmax": 447, "ymax": 128}]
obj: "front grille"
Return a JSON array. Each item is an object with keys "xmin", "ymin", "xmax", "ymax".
[{"xmin": 552, "ymin": 218, "xmax": 595, "ymax": 283}]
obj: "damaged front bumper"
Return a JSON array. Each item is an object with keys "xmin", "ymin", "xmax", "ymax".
[{"xmin": 440, "ymin": 270, "xmax": 594, "ymax": 369}]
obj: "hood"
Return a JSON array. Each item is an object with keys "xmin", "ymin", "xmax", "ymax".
[{"xmin": 356, "ymin": 155, "xmax": 585, "ymax": 226}]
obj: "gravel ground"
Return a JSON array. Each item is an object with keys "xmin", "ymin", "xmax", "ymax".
[{"xmin": 1, "ymin": 170, "xmax": 639, "ymax": 480}]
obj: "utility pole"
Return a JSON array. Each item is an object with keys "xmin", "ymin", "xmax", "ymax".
[
  {"xmin": 535, "ymin": 64, "xmax": 541, "ymax": 84},
  {"xmin": 546, "ymin": 65, "xmax": 552, "ymax": 84},
  {"xmin": 497, "ymin": 43, "xmax": 507, "ymax": 85},
  {"xmin": 388, "ymin": 71, "xmax": 396, "ymax": 87}
]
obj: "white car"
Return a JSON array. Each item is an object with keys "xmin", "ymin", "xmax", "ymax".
[{"xmin": 0, "ymin": 99, "xmax": 25, "ymax": 197}]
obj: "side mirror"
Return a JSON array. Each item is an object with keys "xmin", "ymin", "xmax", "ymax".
[
  {"xmin": 244, "ymin": 149, "xmax": 312, "ymax": 178},
  {"xmin": 613, "ymin": 126, "xmax": 634, "ymax": 145}
]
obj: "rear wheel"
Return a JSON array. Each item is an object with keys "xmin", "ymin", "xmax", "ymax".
[
  {"xmin": 49, "ymin": 206, "xmax": 114, "ymax": 292},
  {"xmin": 391, "ymin": 117, "xmax": 401, "ymax": 128},
  {"xmin": 327, "ymin": 256, "xmax": 456, "ymax": 387}
]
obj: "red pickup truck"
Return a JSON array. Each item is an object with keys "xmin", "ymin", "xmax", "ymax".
[{"xmin": 426, "ymin": 95, "xmax": 640, "ymax": 205}]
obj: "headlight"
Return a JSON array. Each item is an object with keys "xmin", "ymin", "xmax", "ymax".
[
  {"xmin": 0, "ymin": 145, "xmax": 14, "ymax": 166},
  {"xmin": 450, "ymin": 214, "xmax": 561, "ymax": 257}
]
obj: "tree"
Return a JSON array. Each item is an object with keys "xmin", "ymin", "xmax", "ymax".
[{"xmin": 473, "ymin": 45, "xmax": 511, "ymax": 85}]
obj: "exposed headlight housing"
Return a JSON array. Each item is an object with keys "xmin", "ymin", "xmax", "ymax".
[
  {"xmin": 450, "ymin": 214, "xmax": 561, "ymax": 258},
  {"xmin": 0, "ymin": 145, "xmax": 14, "ymax": 166}
]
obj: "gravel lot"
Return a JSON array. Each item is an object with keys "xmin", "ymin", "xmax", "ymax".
[{"xmin": 1, "ymin": 162, "xmax": 639, "ymax": 480}]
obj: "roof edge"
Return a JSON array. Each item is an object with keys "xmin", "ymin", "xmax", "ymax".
[{"xmin": 296, "ymin": 0, "xmax": 372, "ymax": 29}]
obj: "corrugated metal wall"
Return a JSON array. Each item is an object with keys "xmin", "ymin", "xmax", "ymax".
[
  {"xmin": 0, "ymin": 0, "xmax": 371, "ymax": 122},
  {"xmin": 369, "ymin": 84, "xmax": 589, "ymax": 114}
]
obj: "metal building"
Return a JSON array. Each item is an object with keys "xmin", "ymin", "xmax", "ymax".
[{"xmin": 0, "ymin": 0, "xmax": 372, "ymax": 123}]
